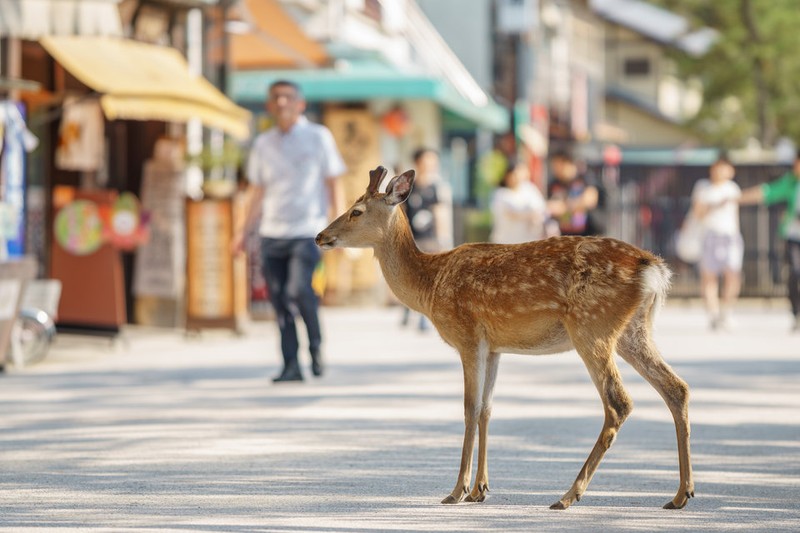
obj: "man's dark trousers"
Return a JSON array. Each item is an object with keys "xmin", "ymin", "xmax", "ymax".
[{"xmin": 260, "ymin": 237, "xmax": 322, "ymax": 373}]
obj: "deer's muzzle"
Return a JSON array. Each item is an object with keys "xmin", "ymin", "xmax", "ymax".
[{"xmin": 315, "ymin": 232, "xmax": 337, "ymax": 250}]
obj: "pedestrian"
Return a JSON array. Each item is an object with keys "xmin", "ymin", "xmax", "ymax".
[
  {"xmin": 474, "ymin": 132, "xmax": 517, "ymax": 208},
  {"xmin": 489, "ymin": 161, "xmax": 547, "ymax": 244},
  {"xmin": 546, "ymin": 150, "xmax": 606, "ymax": 236},
  {"xmin": 234, "ymin": 80, "xmax": 346, "ymax": 382},
  {"xmin": 690, "ymin": 154, "xmax": 743, "ymax": 331},
  {"xmin": 740, "ymin": 151, "xmax": 800, "ymax": 332},
  {"xmin": 400, "ymin": 148, "xmax": 452, "ymax": 331}
]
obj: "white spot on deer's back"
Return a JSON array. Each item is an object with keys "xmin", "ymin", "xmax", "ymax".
[{"xmin": 483, "ymin": 285, "xmax": 498, "ymax": 297}]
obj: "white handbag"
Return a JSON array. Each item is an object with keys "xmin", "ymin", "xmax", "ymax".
[{"xmin": 675, "ymin": 212, "xmax": 705, "ymax": 264}]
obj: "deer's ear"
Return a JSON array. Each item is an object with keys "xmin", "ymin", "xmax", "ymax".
[{"xmin": 384, "ymin": 170, "xmax": 415, "ymax": 206}]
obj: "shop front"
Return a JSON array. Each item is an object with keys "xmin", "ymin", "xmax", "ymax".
[{"xmin": 19, "ymin": 35, "xmax": 250, "ymax": 333}]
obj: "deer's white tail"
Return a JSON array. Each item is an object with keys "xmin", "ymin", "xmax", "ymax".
[{"xmin": 642, "ymin": 261, "xmax": 672, "ymax": 329}]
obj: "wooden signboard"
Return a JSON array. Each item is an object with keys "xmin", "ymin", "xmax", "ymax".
[
  {"xmin": 50, "ymin": 189, "xmax": 126, "ymax": 333},
  {"xmin": 323, "ymin": 107, "xmax": 382, "ymax": 303},
  {"xmin": 185, "ymin": 196, "xmax": 246, "ymax": 333}
]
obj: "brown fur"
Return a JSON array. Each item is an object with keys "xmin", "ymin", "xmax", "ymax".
[{"xmin": 316, "ymin": 167, "xmax": 694, "ymax": 509}]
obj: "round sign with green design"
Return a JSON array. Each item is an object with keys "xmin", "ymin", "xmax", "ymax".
[{"xmin": 54, "ymin": 199, "xmax": 103, "ymax": 256}]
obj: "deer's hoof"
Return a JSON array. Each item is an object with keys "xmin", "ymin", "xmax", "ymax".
[
  {"xmin": 549, "ymin": 500, "xmax": 569, "ymax": 510},
  {"xmin": 663, "ymin": 488, "xmax": 694, "ymax": 509},
  {"xmin": 441, "ymin": 494, "xmax": 461, "ymax": 504},
  {"xmin": 464, "ymin": 483, "xmax": 488, "ymax": 503}
]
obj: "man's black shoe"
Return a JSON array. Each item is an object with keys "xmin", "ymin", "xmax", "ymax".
[
  {"xmin": 272, "ymin": 368, "xmax": 304, "ymax": 383},
  {"xmin": 310, "ymin": 350, "xmax": 324, "ymax": 377}
]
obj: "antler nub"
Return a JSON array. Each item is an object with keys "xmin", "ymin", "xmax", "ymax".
[{"xmin": 367, "ymin": 166, "xmax": 389, "ymax": 195}]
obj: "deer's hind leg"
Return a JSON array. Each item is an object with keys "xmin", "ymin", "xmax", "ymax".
[
  {"xmin": 617, "ymin": 301, "xmax": 694, "ymax": 509},
  {"xmin": 551, "ymin": 330, "xmax": 633, "ymax": 510}
]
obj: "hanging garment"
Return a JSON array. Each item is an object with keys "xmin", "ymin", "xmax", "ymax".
[
  {"xmin": 0, "ymin": 101, "xmax": 39, "ymax": 258},
  {"xmin": 55, "ymin": 96, "xmax": 104, "ymax": 172}
]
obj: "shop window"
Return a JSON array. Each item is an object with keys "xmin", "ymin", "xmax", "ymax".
[{"xmin": 624, "ymin": 58, "xmax": 650, "ymax": 76}]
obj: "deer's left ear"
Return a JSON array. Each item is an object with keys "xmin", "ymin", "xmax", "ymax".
[{"xmin": 384, "ymin": 170, "xmax": 415, "ymax": 206}]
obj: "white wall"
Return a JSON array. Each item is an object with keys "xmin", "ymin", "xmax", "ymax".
[{"xmin": 415, "ymin": 0, "xmax": 493, "ymax": 91}]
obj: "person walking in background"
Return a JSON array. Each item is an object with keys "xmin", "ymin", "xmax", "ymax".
[
  {"xmin": 474, "ymin": 132, "xmax": 517, "ymax": 208},
  {"xmin": 740, "ymin": 151, "xmax": 800, "ymax": 332},
  {"xmin": 234, "ymin": 80, "xmax": 346, "ymax": 382},
  {"xmin": 546, "ymin": 150, "xmax": 606, "ymax": 236},
  {"xmin": 489, "ymin": 160, "xmax": 547, "ymax": 244},
  {"xmin": 400, "ymin": 148, "xmax": 452, "ymax": 331},
  {"xmin": 691, "ymin": 154, "xmax": 743, "ymax": 331}
]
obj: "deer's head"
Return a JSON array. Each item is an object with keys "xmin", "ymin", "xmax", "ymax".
[{"xmin": 316, "ymin": 166, "xmax": 415, "ymax": 250}]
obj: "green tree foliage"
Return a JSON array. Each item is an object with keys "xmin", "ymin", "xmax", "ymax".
[{"xmin": 652, "ymin": 0, "xmax": 800, "ymax": 148}]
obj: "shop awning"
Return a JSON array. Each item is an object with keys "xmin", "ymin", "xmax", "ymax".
[
  {"xmin": 40, "ymin": 36, "xmax": 251, "ymax": 139},
  {"xmin": 230, "ymin": 59, "xmax": 508, "ymax": 132},
  {"xmin": 230, "ymin": 0, "xmax": 329, "ymax": 69}
]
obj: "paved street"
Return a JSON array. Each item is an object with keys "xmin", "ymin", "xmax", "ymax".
[{"xmin": 0, "ymin": 302, "xmax": 799, "ymax": 532}]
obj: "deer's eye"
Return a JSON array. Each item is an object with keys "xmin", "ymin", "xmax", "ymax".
[{"xmin": 350, "ymin": 209, "xmax": 363, "ymax": 218}]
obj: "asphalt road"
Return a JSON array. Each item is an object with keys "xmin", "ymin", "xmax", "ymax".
[{"xmin": 0, "ymin": 302, "xmax": 798, "ymax": 532}]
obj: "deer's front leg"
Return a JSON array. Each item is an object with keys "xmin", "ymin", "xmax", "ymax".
[
  {"xmin": 442, "ymin": 347, "xmax": 487, "ymax": 504},
  {"xmin": 466, "ymin": 351, "xmax": 501, "ymax": 503}
]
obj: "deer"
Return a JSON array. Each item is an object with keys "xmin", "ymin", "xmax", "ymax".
[{"xmin": 315, "ymin": 166, "xmax": 694, "ymax": 510}]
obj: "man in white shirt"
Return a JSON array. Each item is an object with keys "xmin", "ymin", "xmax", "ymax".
[{"xmin": 235, "ymin": 80, "xmax": 346, "ymax": 382}]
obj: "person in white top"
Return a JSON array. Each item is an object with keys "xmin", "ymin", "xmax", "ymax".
[
  {"xmin": 489, "ymin": 161, "xmax": 547, "ymax": 244},
  {"xmin": 690, "ymin": 155, "xmax": 742, "ymax": 330},
  {"xmin": 235, "ymin": 80, "xmax": 346, "ymax": 382}
]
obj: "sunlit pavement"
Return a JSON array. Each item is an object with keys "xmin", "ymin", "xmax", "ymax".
[{"xmin": 0, "ymin": 301, "xmax": 798, "ymax": 532}]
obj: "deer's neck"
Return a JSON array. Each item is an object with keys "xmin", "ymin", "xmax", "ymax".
[{"xmin": 373, "ymin": 208, "xmax": 438, "ymax": 314}]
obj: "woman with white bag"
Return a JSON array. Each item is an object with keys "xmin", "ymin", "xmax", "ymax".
[{"xmin": 690, "ymin": 154, "xmax": 743, "ymax": 331}]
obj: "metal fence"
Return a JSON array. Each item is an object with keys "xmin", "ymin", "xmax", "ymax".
[{"xmin": 600, "ymin": 163, "xmax": 791, "ymax": 298}]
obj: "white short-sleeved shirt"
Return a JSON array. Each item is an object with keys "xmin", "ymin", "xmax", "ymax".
[
  {"xmin": 247, "ymin": 116, "xmax": 346, "ymax": 239},
  {"xmin": 489, "ymin": 182, "xmax": 547, "ymax": 244},
  {"xmin": 691, "ymin": 178, "xmax": 742, "ymax": 236}
]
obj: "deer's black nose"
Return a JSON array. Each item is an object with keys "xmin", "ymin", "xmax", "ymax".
[{"xmin": 315, "ymin": 232, "xmax": 335, "ymax": 249}]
